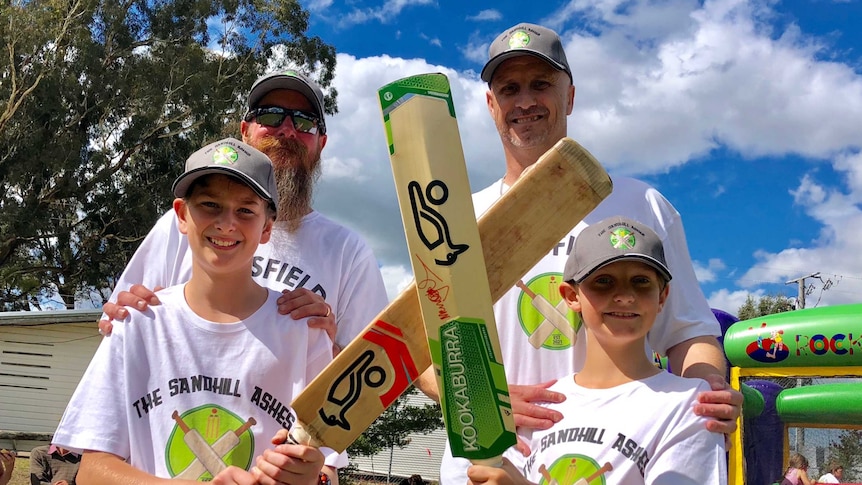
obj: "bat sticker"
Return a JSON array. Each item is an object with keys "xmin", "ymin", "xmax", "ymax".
[
  {"xmin": 318, "ymin": 320, "xmax": 420, "ymax": 431},
  {"xmin": 407, "ymin": 180, "xmax": 468, "ymax": 266},
  {"xmin": 319, "ymin": 350, "xmax": 385, "ymax": 430}
]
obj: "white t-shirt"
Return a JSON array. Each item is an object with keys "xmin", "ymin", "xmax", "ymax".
[
  {"xmin": 439, "ymin": 176, "xmax": 721, "ymax": 484},
  {"xmin": 818, "ymin": 472, "xmax": 840, "ymax": 483},
  {"xmin": 107, "ymin": 209, "xmax": 389, "ymax": 350},
  {"xmin": 54, "ymin": 286, "xmax": 345, "ymax": 479},
  {"xmin": 513, "ymin": 373, "xmax": 726, "ymax": 485}
]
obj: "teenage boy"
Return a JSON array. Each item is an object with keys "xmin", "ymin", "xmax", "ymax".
[
  {"xmin": 54, "ymin": 138, "xmax": 337, "ymax": 485},
  {"xmin": 467, "ymin": 216, "xmax": 726, "ymax": 485}
]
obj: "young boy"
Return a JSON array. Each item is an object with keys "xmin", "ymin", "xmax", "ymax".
[
  {"xmin": 468, "ymin": 216, "xmax": 726, "ymax": 485},
  {"xmin": 53, "ymin": 138, "xmax": 338, "ymax": 485}
]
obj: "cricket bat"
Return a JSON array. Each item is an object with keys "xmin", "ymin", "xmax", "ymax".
[
  {"xmin": 575, "ymin": 462, "xmax": 613, "ymax": 485},
  {"xmin": 539, "ymin": 464, "xmax": 558, "ymax": 485},
  {"xmin": 518, "ymin": 280, "xmax": 577, "ymax": 348},
  {"xmin": 171, "ymin": 410, "xmax": 227, "ymax": 476},
  {"xmin": 287, "ymin": 132, "xmax": 612, "ymax": 452},
  {"xmin": 379, "ymin": 72, "xmax": 513, "ymax": 464},
  {"xmin": 175, "ymin": 417, "xmax": 257, "ymax": 479}
]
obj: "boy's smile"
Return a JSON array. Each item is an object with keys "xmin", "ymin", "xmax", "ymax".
[
  {"xmin": 175, "ymin": 174, "xmax": 273, "ymax": 279},
  {"xmin": 563, "ymin": 260, "xmax": 669, "ymax": 344}
]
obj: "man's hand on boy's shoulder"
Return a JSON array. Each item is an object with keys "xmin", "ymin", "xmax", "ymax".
[
  {"xmin": 277, "ymin": 288, "xmax": 336, "ymax": 345},
  {"xmin": 695, "ymin": 374, "xmax": 744, "ymax": 434},
  {"xmin": 99, "ymin": 284, "xmax": 162, "ymax": 335},
  {"xmin": 98, "ymin": 285, "xmax": 335, "ymax": 346}
]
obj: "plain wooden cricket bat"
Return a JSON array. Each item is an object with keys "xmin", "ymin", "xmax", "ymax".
[
  {"xmin": 288, "ymin": 127, "xmax": 612, "ymax": 452},
  {"xmin": 379, "ymin": 72, "xmax": 514, "ymax": 464}
]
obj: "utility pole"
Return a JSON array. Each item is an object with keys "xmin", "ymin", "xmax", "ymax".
[
  {"xmin": 785, "ymin": 273, "xmax": 819, "ymax": 453},
  {"xmin": 786, "ymin": 272, "xmax": 819, "ymax": 309}
]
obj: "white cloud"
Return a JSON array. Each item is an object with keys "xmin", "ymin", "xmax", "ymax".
[
  {"xmin": 308, "ymin": 0, "xmax": 334, "ymax": 12},
  {"xmin": 693, "ymin": 258, "xmax": 726, "ymax": 283},
  {"xmin": 380, "ymin": 265, "xmax": 414, "ymax": 301},
  {"xmin": 738, "ymin": 158, "xmax": 862, "ymax": 305},
  {"xmin": 466, "ymin": 9, "xmax": 503, "ymax": 22},
  {"xmin": 419, "ymin": 33, "xmax": 442, "ymax": 47},
  {"xmin": 708, "ymin": 288, "xmax": 764, "ymax": 315},
  {"xmin": 338, "ymin": 0, "xmax": 437, "ymax": 27},
  {"xmin": 308, "ymin": 0, "xmax": 862, "ymax": 299}
]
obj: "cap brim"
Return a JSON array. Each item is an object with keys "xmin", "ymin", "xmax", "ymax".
[
  {"xmin": 573, "ymin": 255, "xmax": 672, "ymax": 284},
  {"xmin": 481, "ymin": 50, "xmax": 570, "ymax": 83},
  {"xmin": 172, "ymin": 166, "xmax": 275, "ymax": 205}
]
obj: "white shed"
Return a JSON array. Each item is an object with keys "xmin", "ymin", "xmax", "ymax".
[{"xmin": 0, "ymin": 310, "xmax": 102, "ymax": 451}]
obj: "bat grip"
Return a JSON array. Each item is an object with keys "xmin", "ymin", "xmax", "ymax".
[
  {"xmin": 585, "ymin": 462, "xmax": 613, "ymax": 482},
  {"xmin": 171, "ymin": 410, "xmax": 191, "ymax": 433},
  {"xmin": 287, "ymin": 423, "xmax": 322, "ymax": 448},
  {"xmin": 234, "ymin": 417, "xmax": 257, "ymax": 436},
  {"xmin": 515, "ymin": 280, "xmax": 537, "ymax": 299}
]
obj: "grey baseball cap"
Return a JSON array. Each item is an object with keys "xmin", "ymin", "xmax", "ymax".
[
  {"xmin": 481, "ymin": 23, "xmax": 572, "ymax": 83},
  {"xmin": 564, "ymin": 216, "xmax": 672, "ymax": 284},
  {"xmin": 247, "ymin": 69, "xmax": 326, "ymax": 120},
  {"xmin": 172, "ymin": 137, "xmax": 278, "ymax": 209}
]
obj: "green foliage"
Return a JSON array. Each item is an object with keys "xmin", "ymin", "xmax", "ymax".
[
  {"xmin": 828, "ymin": 430, "xmax": 862, "ymax": 482},
  {"xmin": 339, "ymin": 386, "xmax": 443, "ymax": 483},
  {"xmin": 0, "ymin": 0, "xmax": 336, "ymax": 309},
  {"xmin": 737, "ymin": 293, "xmax": 795, "ymax": 321},
  {"xmin": 347, "ymin": 386, "xmax": 444, "ymax": 458}
]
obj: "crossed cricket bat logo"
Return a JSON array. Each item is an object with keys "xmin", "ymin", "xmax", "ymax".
[
  {"xmin": 171, "ymin": 410, "xmax": 256, "ymax": 479},
  {"xmin": 539, "ymin": 460, "xmax": 613, "ymax": 485}
]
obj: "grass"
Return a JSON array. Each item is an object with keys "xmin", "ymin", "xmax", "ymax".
[{"xmin": 4, "ymin": 457, "xmax": 29, "ymax": 485}]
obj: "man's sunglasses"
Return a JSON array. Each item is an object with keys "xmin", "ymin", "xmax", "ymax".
[{"xmin": 244, "ymin": 107, "xmax": 325, "ymax": 135}]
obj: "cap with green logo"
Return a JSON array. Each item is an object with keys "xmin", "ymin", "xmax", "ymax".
[
  {"xmin": 481, "ymin": 23, "xmax": 572, "ymax": 83},
  {"xmin": 172, "ymin": 137, "xmax": 278, "ymax": 209},
  {"xmin": 564, "ymin": 216, "xmax": 672, "ymax": 283}
]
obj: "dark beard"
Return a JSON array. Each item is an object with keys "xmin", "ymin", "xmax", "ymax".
[{"xmin": 254, "ymin": 137, "xmax": 321, "ymax": 231}]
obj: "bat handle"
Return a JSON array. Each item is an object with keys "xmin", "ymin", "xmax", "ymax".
[
  {"xmin": 234, "ymin": 417, "xmax": 257, "ymax": 436},
  {"xmin": 171, "ymin": 410, "xmax": 191, "ymax": 433},
  {"xmin": 585, "ymin": 462, "xmax": 613, "ymax": 482},
  {"xmin": 539, "ymin": 464, "xmax": 552, "ymax": 483},
  {"xmin": 287, "ymin": 422, "xmax": 322, "ymax": 448},
  {"xmin": 515, "ymin": 280, "xmax": 538, "ymax": 299}
]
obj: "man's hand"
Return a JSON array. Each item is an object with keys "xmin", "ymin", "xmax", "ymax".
[
  {"xmin": 510, "ymin": 381, "xmax": 565, "ymax": 429},
  {"xmin": 277, "ymin": 289, "xmax": 337, "ymax": 354},
  {"xmin": 509, "ymin": 381, "xmax": 565, "ymax": 456},
  {"xmin": 98, "ymin": 284, "xmax": 162, "ymax": 335},
  {"xmin": 694, "ymin": 374, "xmax": 744, "ymax": 434},
  {"xmin": 467, "ymin": 458, "xmax": 534, "ymax": 485}
]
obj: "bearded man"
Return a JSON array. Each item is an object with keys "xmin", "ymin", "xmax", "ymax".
[{"xmin": 99, "ymin": 71, "xmax": 388, "ymax": 361}]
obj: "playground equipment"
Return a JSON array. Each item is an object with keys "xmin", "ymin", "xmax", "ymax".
[{"xmin": 722, "ymin": 303, "xmax": 862, "ymax": 485}]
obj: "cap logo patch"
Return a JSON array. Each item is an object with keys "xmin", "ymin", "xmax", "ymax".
[
  {"xmin": 609, "ymin": 228, "xmax": 636, "ymax": 250},
  {"xmin": 212, "ymin": 146, "xmax": 239, "ymax": 166},
  {"xmin": 509, "ymin": 31, "xmax": 531, "ymax": 49}
]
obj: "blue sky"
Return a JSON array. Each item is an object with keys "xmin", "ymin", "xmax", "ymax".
[{"xmin": 298, "ymin": 0, "xmax": 862, "ymax": 314}]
